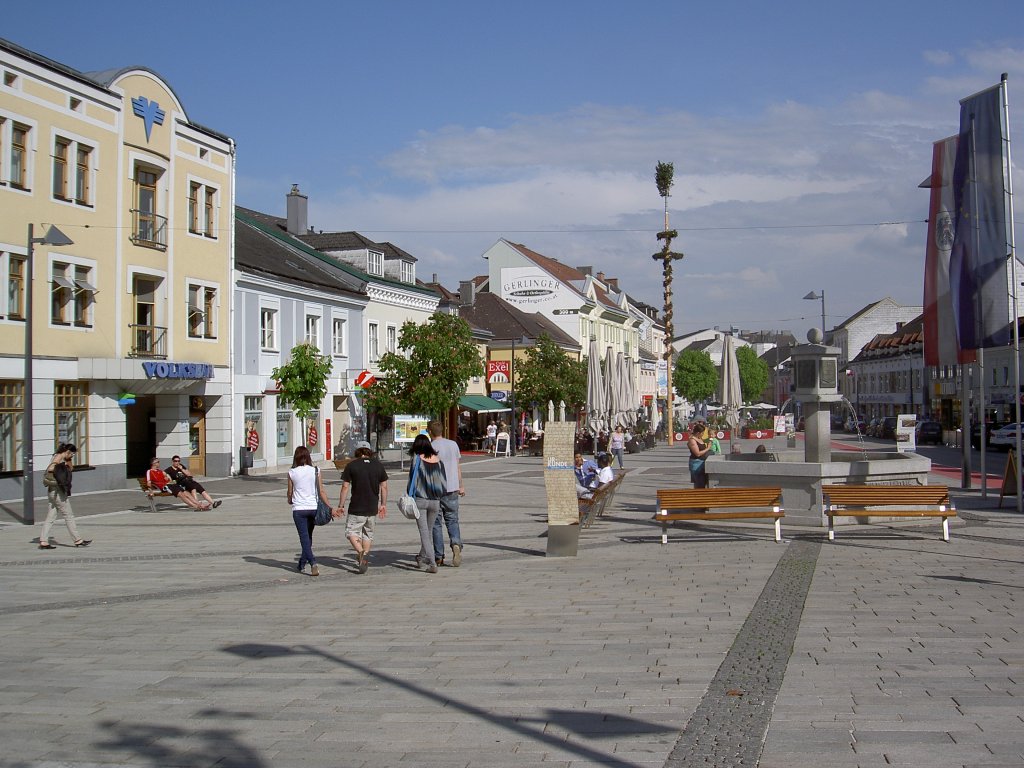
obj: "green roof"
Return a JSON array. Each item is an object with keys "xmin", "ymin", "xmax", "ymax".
[{"xmin": 458, "ymin": 395, "xmax": 511, "ymax": 413}]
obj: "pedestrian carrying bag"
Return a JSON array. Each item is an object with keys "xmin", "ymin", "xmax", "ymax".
[
  {"xmin": 397, "ymin": 457, "xmax": 421, "ymax": 520},
  {"xmin": 42, "ymin": 470, "xmax": 58, "ymax": 490},
  {"xmin": 313, "ymin": 467, "xmax": 334, "ymax": 526}
]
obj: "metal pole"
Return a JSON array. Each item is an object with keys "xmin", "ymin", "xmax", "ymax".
[
  {"xmin": 510, "ymin": 338, "xmax": 516, "ymax": 456},
  {"xmin": 1000, "ymin": 74, "xmax": 1022, "ymax": 513},
  {"xmin": 820, "ymin": 290, "xmax": 826, "ymax": 338},
  {"xmin": 22, "ymin": 224, "xmax": 35, "ymax": 525}
]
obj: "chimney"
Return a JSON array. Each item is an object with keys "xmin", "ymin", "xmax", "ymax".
[
  {"xmin": 577, "ymin": 265, "xmax": 592, "ymax": 276},
  {"xmin": 606, "ymin": 277, "xmax": 619, "ymax": 291},
  {"xmin": 432, "ymin": 273, "xmax": 438, "ymax": 284},
  {"xmin": 459, "ymin": 280, "xmax": 476, "ymax": 307},
  {"xmin": 596, "ymin": 271, "xmax": 605, "ymax": 283},
  {"xmin": 286, "ymin": 184, "xmax": 308, "ymax": 236}
]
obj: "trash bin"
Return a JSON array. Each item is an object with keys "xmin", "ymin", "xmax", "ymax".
[{"xmin": 239, "ymin": 446, "xmax": 253, "ymax": 473}]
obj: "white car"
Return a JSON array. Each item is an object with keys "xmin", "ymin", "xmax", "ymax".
[{"xmin": 989, "ymin": 423, "xmax": 1023, "ymax": 449}]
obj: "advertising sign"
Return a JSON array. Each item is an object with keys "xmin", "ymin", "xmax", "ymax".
[
  {"xmin": 393, "ymin": 415, "xmax": 430, "ymax": 443},
  {"xmin": 487, "ymin": 359, "xmax": 510, "ymax": 383},
  {"xmin": 896, "ymin": 414, "xmax": 917, "ymax": 453},
  {"xmin": 657, "ymin": 360, "xmax": 668, "ymax": 398}
]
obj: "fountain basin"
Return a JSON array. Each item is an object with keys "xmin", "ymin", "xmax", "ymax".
[{"xmin": 708, "ymin": 450, "xmax": 932, "ymax": 527}]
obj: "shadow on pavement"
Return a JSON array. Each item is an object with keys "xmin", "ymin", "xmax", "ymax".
[{"xmin": 95, "ymin": 719, "xmax": 266, "ymax": 768}]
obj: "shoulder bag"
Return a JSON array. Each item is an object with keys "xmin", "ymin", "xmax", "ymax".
[
  {"xmin": 313, "ymin": 467, "xmax": 334, "ymax": 526},
  {"xmin": 397, "ymin": 457, "xmax": 421, "ymax": 519}
]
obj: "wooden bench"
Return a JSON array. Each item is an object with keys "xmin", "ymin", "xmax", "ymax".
[
  {"xmin": 579, "ymin": 470, "xmax": 628, "ymax": 528},
  {"xmin": 655, "ymin": 487, "xmax": 784, "ymax": 544},
  {"xmin": 822, "ymin": 484, "xmax": 957, "ymax": 541},
  {"xmin": 138, "ymin": 477, "xmax": 177, "ymax": 513}
]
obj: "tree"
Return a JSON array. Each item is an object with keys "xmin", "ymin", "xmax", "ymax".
[
  {"xmin": 736, "ymin": 346, "xmax": 770, "ymax": 403},
  {"xmin": 364, "ymin": 313, "xmax": 483, "ymax": 419},
  {"xmin": 514, "ymin": 334, "xmax": 586, "ymax": 415},
  {"xmin": 674, "ymin": 349, "xmax": 717, "ymax": 404},
  {"xmin": 271, "ymin": 343, "xmax": 333, "ymax": 421}
]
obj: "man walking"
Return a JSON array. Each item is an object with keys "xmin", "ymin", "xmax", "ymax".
[
  {"xmin": 428, "ymin": 420, "xmax": 464, "ymax": 567},
  {"xmin": 335, "ymin": 441, "xmax": 388, "ymax": 574}
]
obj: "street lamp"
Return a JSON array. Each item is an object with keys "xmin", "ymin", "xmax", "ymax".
[
  {"xmin": 22, "ymin": 223, "xmax": 74, "ymax": 525},
  {"xmin": 508, "ymin": 335, "xmax": 530, "ymax": 456},
  {"xmin": 803, "ymin": 290, "xmax": 826, "ymax": 336}
]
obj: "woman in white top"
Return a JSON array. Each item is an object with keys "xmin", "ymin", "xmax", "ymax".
[{"xmin": 287, "ymin": 445, "xmax": 330, "ymax": 576}]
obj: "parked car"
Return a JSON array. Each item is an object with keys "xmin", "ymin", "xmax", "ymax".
[
  {"xmin": 915, "ymin": 420, "xmax": 943, "ymax": 445},
  {"xmin": 866, "ymin": 417, "xmax": 883, "ymax": 437},
  {"xmin": 878, "ymin": 416, "xmax": 898, "ymax": 440},
  {"xmin": 971, "ymin": 422, "xmax": 1002, "ymax": 449},
  {"xmin": 845, "ymin": 416, "xmax": 867, "ymax": 433},
  {"xmin": 990, "ymin": 423, "xmax": 1024, "ymax": 450}
]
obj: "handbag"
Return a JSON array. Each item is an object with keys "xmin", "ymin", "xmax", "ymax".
[
  {"xmin": 42, "ymin": 470, "xmax": 57, "ymax": 490},
  {"xmin": 313, "ymin": 467, "xmax": 334, "ymax": 526},
  {"xmin": 397, "ymin": 457, "xmax": 421, "ymax": 520}
]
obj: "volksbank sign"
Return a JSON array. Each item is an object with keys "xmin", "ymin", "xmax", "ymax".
[{"xmin": 142, "ymin": 361, "xmax": 214, "ymax": 380}]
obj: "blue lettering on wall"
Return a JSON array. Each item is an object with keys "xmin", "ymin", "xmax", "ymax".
[{"xmin": 142, "ymin": 361, "xmax": 213, "ymax": 380}]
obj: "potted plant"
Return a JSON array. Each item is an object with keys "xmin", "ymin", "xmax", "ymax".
[{"xmin": 742, "ymin": 415, "xmax": 775, "ymax": 439}]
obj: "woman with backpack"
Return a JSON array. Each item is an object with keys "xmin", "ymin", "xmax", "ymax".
[{"xmin": 38, "ymin": 443, "xmax": 90, "ymax": 549}]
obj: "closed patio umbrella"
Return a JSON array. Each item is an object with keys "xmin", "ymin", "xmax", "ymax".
[
  {"xmin": 719, "ymin": 334, "xmax": 743, "ymax": 448},
  {"xmin": 585, "ymin": 338, "xmax": 607, "ymax": 449}
]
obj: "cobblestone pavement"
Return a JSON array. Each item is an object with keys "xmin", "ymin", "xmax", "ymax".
[{"xmin": 0, "ymin": 443, "xmax": 1021, "ymax": 767}]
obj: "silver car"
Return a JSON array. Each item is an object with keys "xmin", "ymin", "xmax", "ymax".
[{"xmin": 989, "ymin": 423, "xmax": 1023, "ymax": 449}]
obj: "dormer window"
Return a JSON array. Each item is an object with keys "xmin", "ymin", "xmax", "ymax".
[
  {"xmin": 401, "ymin": 260, "xmax": 415, "ymax": 284},
  {"xmin": 367, "ymin": 250, "xmax": 384, "ymax": 277}
]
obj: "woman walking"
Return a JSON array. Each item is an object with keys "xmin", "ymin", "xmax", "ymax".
[
  {"xmin": 287, "ymin": 445, "xmax": 330, "ymax": 576},
  {"xmin": 609, "ymin": 426, "xmax": 626, "ymax": 469},
  {"xmin": 38, "ymin": 443, "xmax": 90, "ymax": 549},
  {"xmin": 407, "ymin": 434, "xmax": 447, "ymax": 574}
]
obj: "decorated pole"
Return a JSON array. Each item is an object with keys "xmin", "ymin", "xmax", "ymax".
[{"xmin": 653, "ymin": 161, "xmax": 684, "ymax": 445}]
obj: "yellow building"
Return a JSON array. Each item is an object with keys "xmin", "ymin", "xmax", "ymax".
[{"xmin": 0, "ymin": 38, "xmax": 234, "ymax": 500}]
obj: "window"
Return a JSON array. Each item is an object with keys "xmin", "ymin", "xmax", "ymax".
[
  {"xmin": 51, "ymin": 263, "xmax": 73, "ymax": 325},
  {"xmin": 75, "ymin": 145, "xmax": 90, "ymax": 204},
  {"xmin": 188, "ymin": 182, "xmax": 200, "ymax": 233},
  {"xmin": 131, "ymin": 275, "xmax": 165, "ymax": 358},
  {"xmin": 368, "ymin": 322, "xmax": 379, "ymax": 362},
  {"xmin": 332, "ymin": 317, "xmax": 346, "ymax": 356},
  {"xmin": 260, "ymin": 307, "xmax": 278, "ymax": 350},
  {"xmin": 132, "ymin": 164, "xmax": 166, "ymax": 248},
  {"xmin": 52, "ymin": 138, "xmax": 69, "ymax": 199},
  {"xmin": 244, "ymin": 396, "xmax": 263, "ymax": 460},
  {"xmin": 386, "ymin": 325, "xmax": 397, "ymax": 354},
  {"xmin": 367, "ymin": 251, "xmax": 384, "ymax": 276},
  {"xmin": 10, "ymin": 123, "xmax": 28, "ymax": 189},
  {"xmin": 276, "ymin": 409, "xmax": 292, "ymax": 459},
  {"xmin": 72, "ymin": 265, "xmax": 96, "ymax": 327},
  {"xmin": 0, "ymin": 380, "xmax": 24, "ymax": 472},
  {"xmin": 187, "ymin": 284, "xmax": 217, "ymax": 339},
  {"xmin": 50, "ymin": 262, "xmax": 95, "ymax": 328},
  {"xmin": 401, "ymin": 261, "xmax": 415, "ymax": 283},
  {"xmin": 186, "ymin": 180, "xmax": 218, "ymax": 238},
  {"xmin": 305, "ymin": 314, "xmax": 321, "ymax": 348},
  {"xmin": 7, "ymin": 255, "xmax": 25, "ymax": 319},
  {"xmin": 54, "ymin": 382, "xmax": 88, "ymax": 465}
]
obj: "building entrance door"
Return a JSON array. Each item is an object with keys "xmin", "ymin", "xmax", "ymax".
[{"xmin": 189, "ymin": 409, "xmax": 206, "ymax": 475}]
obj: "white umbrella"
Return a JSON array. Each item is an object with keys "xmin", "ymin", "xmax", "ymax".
[
  {"xmin": 623, "ymin": 356, "xmax": 638, "ymax": 428},
  {"xmin": 750, "ymin": 402, "xmax": 778, "ymax": 410},
  {"xmin": 719, "ymin": 335, "xmax": 744, "ymax": 444},
  {"xmin": 585, "ymin": 338, "xmax": 607, "ymax": 439},
  {"xmin": 615, "ymin": 351, "xmax": 632, "ymax": 429}
]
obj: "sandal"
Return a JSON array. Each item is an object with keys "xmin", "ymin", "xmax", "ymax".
[
  {"xmin": 38, "ymin": 541, "xmax": 56, "ymax": 549},
  {"xmin": 73, "ymin": 539, "xmax": 91, "ymax": 547}
]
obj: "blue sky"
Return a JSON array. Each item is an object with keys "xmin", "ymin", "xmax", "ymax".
[{"xmin": 8, "ymin": 0, "xmax": 1024, "ymax": 340}]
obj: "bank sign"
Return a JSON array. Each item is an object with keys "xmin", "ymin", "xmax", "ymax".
[
  {"xmin": 142, "ymin": 361, "xmax": 214, "ymax": 379},
  {"xmin": 500, "ymin": 267, "xmax": 578, "ymax": 310}
]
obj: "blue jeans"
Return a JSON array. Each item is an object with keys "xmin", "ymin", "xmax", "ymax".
[
  {"xmin": 432, "ymin": 491, "xmax": 462, "ymax": 560},
  {"xmin": 292, "ymin": 508, "xmax": 317, "ymax": 566},
  {"xmin": 612, "ymin": 447, "xmax": 624, "ymax": 469}
]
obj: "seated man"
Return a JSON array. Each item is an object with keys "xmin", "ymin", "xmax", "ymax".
[
  {"xmin": 167, "ymin": 455, "xmax": 222, "ymax": 509},
  {"xmin": 574, "ymin": 453, "xmax": 596, "ymax": 499},
  {"xmin": 146, "ymin": 458, "xmax": 211, "ymax": 510}
]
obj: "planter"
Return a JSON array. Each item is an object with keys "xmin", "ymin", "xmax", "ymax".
[
  {"xmin": 741, "ymin": 428, "xmax": 775, "ymax": 439},
  {"xmin": 708, "ymin": 429, "xmax": 731, "ymax": 440}
]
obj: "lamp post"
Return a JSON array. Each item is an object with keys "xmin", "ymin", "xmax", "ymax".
[
  {"xmin": 803, "ymin": 290, "xmax": 826, "ymax": 336},
  {"xmin": 22, "ymin": 224, "xmax": 74, "ymax": 525},
  {"xmin": 508, "ymin": 335, "xmax": 530, "ymax": 456}
]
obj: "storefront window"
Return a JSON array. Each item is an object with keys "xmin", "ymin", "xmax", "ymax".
[
  {"xmin": 244, "ymin": 396, "xmax": 263, "ymax": 460},
  {"xmin": 0, "ymin": 381, "xmax": 24, "ymax": 472},
  {"xmin": 54, "ymin": 381, "xmax": 88, "ymax": 465},
  {"xmin": 276, "ymin": 409, "xmax": 292, "ymax": 459}
]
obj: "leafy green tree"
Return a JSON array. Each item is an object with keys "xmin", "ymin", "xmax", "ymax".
[
  {"xmin": 271, "ymin": 343, "xmax": 333, "ymax": 421},
  {"xmin": 514, "ymin": 334, "xmax": 586, "ymax": 415},
  {"xmin": 736, "ymin": 345, "xmax": 769, "ymax": 403},
  {"xmin": 365, "ymin": 313, "xmax": 483, "ymax": 418},
  {"xmin": 674, "ymin": 349, "xmax": 717, "ymax": 403}
]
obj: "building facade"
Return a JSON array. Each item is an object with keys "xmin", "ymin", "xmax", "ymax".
[{"xmin": 0, "ymin": 38, "xmax": 234, "ymax": 496}]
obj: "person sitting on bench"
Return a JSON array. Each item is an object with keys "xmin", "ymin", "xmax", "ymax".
[
  {"xmin": 146, "ymin": 458, "xmax": 211, "ymax": 510},
  {"xmin": 167, "ymin": 455, "xmax": 222, "ymax": 509}
]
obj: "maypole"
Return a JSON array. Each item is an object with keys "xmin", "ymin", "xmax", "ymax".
[{"xmin": 653, "ymin": 162, "xmax": 684, "ymax": 446}]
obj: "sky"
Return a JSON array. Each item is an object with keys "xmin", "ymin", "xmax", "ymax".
[{"xmin": 8, "ymin": 0, "xmax": 1024, "ymax": 341}]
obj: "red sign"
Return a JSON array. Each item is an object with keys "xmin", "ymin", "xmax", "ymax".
[
  {"xmin": 325, "ymin": 418, "xmax": 332, "ymax": 460},
  {"xmin": 247, "ymin": 429, "xmax": 260, "ymax": 451},
  {"xmin": 307, "ymin": 425, "xmax": 318, "ymax": 446},
  {"xmin": 487, "ymin": 360, "xmax": 510, "ymax": 383},
  {"xmin": 354, "ymin": 370, "xmax": 376, "ymax": 388}
]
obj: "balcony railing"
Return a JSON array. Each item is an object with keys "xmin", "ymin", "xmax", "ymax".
[
  {"xmin": 129, "ymin": 324, "xmax": 168, "ymax": 358},
  {"xmin": 129, "ymin": 209, "xmax": 168, "ymax": 250}
]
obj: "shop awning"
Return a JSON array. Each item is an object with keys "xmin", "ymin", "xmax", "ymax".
[{"xmin": 459, "ymin": 395, "xmax": 511, "ymax": 413}]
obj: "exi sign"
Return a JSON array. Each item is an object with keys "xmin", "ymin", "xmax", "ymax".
[{"xmin": 142, "ymin": 361, "xmax": 214, "ymax": 380}]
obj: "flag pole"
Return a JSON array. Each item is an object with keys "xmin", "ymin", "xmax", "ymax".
[{"xmin": 1000, "ymin": 74, "xmax": 1022, "ymax": 513}]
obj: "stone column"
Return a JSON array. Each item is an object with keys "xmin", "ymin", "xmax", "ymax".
[{"xmin": 804, "ymin": 402, "xmax": 831, "ymax": 464}]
